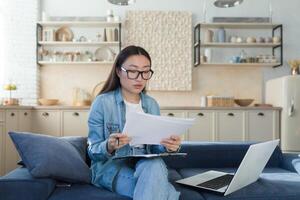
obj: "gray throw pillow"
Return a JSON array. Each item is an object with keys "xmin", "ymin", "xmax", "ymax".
[{"xmin": 9, "ymin": 132, "xmax": 91, "ymax": 183}]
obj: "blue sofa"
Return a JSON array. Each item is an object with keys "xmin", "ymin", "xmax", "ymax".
[{"xmin": 1, "ymin": 141, "xmax": 300, "ymax": 200}]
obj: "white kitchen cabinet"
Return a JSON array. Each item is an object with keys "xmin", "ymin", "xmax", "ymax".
[
  {"xmin": 160, "ymin": 110, "xmax": 188, "ymax": 140},
  {"xmin": 32, "ymin": 110, "xmax": 61, "ymax": 137},
  {"xmin": 0, "ymin": 120, "xmax": 4, "ymax": 176},
  {"xmin": 1, "ymin": 109, "xmax": 32, "ymax": 175},
  {"xmin": 19, "ymin": 110, "xmax": 32, "ymax": 132},
  {"xmin": 62, "ymin": 111, "xmax": 89, "ymax": 137},
  {"xmin": 217, "ymin": 111, "xmax": 245, "ymax": 141},
  {"xmin": 4, "ymin": 110, "xmax": 20, "ymax": 174},
  {"xmin": 248, "ymin": 110, "xmax": 279, "ymax": 141},
  {"xmin": 187, "ymin": 111, "xmax": 214, "ymax": 141}
]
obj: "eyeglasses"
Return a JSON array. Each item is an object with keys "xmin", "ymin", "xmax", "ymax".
[{"xmin": 120, "ymin": 66, "xmax": 154, "ymax": 80}]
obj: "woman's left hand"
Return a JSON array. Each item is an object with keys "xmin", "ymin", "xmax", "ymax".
[{"xmin": 161, "ymin": 135, "xmax": 181, "ymax": 152}]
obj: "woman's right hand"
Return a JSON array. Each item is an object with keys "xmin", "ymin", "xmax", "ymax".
[{"xmin": 107, "ymin": 133, "xmax": 131, "ymax": 154}]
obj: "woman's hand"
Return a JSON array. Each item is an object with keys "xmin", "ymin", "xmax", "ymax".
[
  {"xmin": 161, "ymin": 135, "xmax": 181, "ymax": 152},
  {"xmin": 107, "ymin": 133, "xmax": 131, "ymax": 154}
]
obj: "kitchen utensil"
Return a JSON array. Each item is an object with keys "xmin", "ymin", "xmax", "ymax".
[
  {"xmin": 272, "ymin": 36, "xmax": 281, "ymax": 43},
  {"xmin": 72, "ymin": 88, "xmax": 92, "ymax": 106},
  {"xmin": 265, "ymin": 37, "xmax": 273, "ymax": 43},
  {"xmin": 230, "ymin": 36, "xmax": 237, "ymax": 43},
  {"xmin": 234, "ymin": 99, "xmax": 254, "ymax": 107},
  {"xmin": 3, "ymin": 98, "xmax": 19, "ymax": 106},
  {"xmin": 257, "ymin": 37, "xmax": 265, "ymax": 43},
  {"xmin": 38, "ymin": 98, "xmax": 59, "ymax": 106},
  {"xmin": 94, "ymin": 47, "xmax": 114, "ymax": 61},
  {"xmin": 246, "ymin": 37, "xmax": 256, "ymax": 43},
  {"xmin": 55, "ymin": 26, "xmax": 74, "ymax": 41},
  {"xmin": 204, "ymin": 30, "xmax": 214, "ymax": 43},
  {"xmin": 204, "ymin": 49, "xmax": 212, "ymax": 63},
  {"xmin": 236, "ymin": 37, "xmax": 243, "ymax": 43},
  {"xmin": 254, "ymin": 103, "xmax": 273, "ymax": 107}
]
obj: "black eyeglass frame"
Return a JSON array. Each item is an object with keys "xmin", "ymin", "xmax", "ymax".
[{"xmin": 120, "ymin": 66, "xmax": 154, "ymax": 80}]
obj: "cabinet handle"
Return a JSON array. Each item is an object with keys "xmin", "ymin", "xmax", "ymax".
[
  {"xmin": 10, "ymin": 112, "xmax": 15, "ymax": 117},
  {"xmin": 197, "ymin": 113, "xmax": 204, "ymax": 116},
  {"xmin": 42, "ymin": 112, "xmax": 49, "ymax": 117},
  {"xmin": 24, "ymin": 112, "xmax": 28, "ymax": 116},
  {"xmin": 167, "ymin": 113, "xmax": 174, "ymax": 117},
  {"xmin": 73, "ymin": 112, "xmax": 79, "ymax": 116},
  {"xmin": 258, "ymin": 112, "xmax": 265, "ymax": 116},
  {"xmin": 227, "ymin": 113, "xmax": 235, "ymax": 116}
]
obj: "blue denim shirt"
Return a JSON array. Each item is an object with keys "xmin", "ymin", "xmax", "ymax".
[{"xmin": 87, "ymin": 87, "xmax": 166, "ymax": 191}]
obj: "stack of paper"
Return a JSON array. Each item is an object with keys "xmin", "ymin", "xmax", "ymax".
[{"xmin": 123, "ymin": 111, "xmax": 195, "ymax": 145}]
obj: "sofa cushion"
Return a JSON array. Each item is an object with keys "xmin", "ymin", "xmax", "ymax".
[
  {"xmin": 164, "ymin": 142, "xmax": 282, "ymax": 169},
  {"xmin": 16, "ymin": 136, "xmax": 88, "ymax": 167},
  {"xmin": 176, "ymin": 168, "xmax": 300, "ymax": 200},
  {"xmin": 9, "ymin": 132, "xmax": 91, "ymax": 183},
  {"xmin": 48, "ymin": 184, "xmax": 131, "ymax": 200},
  {"xmin": 168, "ymin": 168, "xmax": 206, "ymax": 200},
  {"xmin": 0, "ymin": 167, "xmax": 56, "ymax": 200}
]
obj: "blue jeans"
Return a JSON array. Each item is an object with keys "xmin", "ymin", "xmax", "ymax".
[{"xmin": 114, "ymin": 157, "xmax": 180, "ymax": 200}]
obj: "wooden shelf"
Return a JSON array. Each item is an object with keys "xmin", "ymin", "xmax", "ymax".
[
  {"xmin": 37, "ymin": 21, "xmax": 120, "ymax": 27},
  {"xmin": 200, "ymin": 63, "xmax": 281, "ymax": 67},
  {"xmin": 199, "ymin": 23, "xmax": 281, "ymax": 29},
  {"xmin": 201, "ymin": 43, "xmax": 281, "ymax": 48},
  {"xmin": 38, "ymin": 41, "xmax": 119, "ymax": 46},
  {"xmin": 38, "ymin": 61, "xmax": 114, "ymax": 65}
]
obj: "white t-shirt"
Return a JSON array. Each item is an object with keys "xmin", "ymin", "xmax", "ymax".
[{"xmin": 124, "ymin": 99, "xmax": 145, "ymax": 149}]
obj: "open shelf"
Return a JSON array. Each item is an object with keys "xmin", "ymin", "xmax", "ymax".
[
  {"xmin": 200, "ymin": 42, "xmax": 281, "ymax": 48},
  {"xmin": 38, "ymin": 41, "xmax": 119, "ymax": 46},
  {"xmin": 199, "ymin": 23, "xmax": 281, "ymax": 29},
  {"xmin": 37, "ymin": 21, "xmax": 120, "ymax": 27},
  {"xmin": 193, "ymin": 23, "xmax": 283, "ymax": 67},
  {"xmin": 200, "ymin": 63, "xmax": 281, "ymax": 67},
  {"xmin": 38, "ymin": 61, "xmax": 114, "ymax": 65}
]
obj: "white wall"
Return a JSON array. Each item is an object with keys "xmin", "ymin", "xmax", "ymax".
[
  {"xmin": 38, "ymin": 0, "xmax": 299, "ymax": 105},
  {"xmin": 0, "ymin": 0, "xmax": 40, "ymax": 105}
]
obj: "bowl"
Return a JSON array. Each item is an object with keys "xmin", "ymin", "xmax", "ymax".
[
  {"xmin": 234, "ymin": 99, "xmax": 254, "ymax": 107},
  {"xmin": 38, "ymin": 98, "xmax": 59, "ymax": 106}
]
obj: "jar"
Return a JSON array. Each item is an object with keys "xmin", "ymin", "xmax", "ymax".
[{"xmin": 204, "ymin": 29, "xmax": 214, "ymax": 43}]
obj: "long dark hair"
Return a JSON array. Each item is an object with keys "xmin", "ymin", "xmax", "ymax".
[{"xmin": 99, "ymin": 45, "xmax": 151, "ymax": 95}]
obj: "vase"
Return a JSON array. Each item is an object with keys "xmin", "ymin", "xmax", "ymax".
[{"xmin": 217, "ymin": 28, "xmax": 226, "ymax": 43}]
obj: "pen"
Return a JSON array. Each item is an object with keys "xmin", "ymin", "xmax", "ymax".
[{"xmin": 116, "ymin": 137, "xmax": 119, "ymax": 146}]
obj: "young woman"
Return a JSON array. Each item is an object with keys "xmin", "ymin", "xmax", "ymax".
[{"xmin": 88, "ymin": 45, "xmax": 181, "ymax": 200}]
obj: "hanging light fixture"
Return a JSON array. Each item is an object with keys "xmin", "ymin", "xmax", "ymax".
[
  {"xmin": 107, "ymin": 0, "xmax": 135, "ymax": 6},
  {"xmin": 214, "ymin": 0, "xmax": 243, "ymax": 8}
]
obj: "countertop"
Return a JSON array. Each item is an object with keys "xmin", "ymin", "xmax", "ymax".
[{"xmin": 0, "ymin": 105, "xmax": 282, "ymax": 110}]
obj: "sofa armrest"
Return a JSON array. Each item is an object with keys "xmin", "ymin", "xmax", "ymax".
[
  {"xmin": 0, "ymin": 167, "xmax": 56, "ymax": 200},
  {"xmin": 280, "ymin": 153, "xmax": 300, "ymax": 173}
]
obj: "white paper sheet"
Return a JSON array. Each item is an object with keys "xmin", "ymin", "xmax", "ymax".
[{"xmin": 123, "ymin": 111, "xmax": 195, "ymax": 145}]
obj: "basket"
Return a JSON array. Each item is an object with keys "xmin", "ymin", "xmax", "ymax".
[{"xmin": 207, "ymin": 96, "xmax": 234, "ymax": 107}]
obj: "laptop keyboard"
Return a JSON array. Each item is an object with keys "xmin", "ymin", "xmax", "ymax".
[{"xmin": 196, "ymin": 174, "xmax": 234, "ymax": 190}]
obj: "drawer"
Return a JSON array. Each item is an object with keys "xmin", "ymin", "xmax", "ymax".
[
  {"xmin": 217, "ymin": 111, "xmax": 245, "ymax": 141},
  {"xmin": 160, "ymin": 110, "xmax": 188, "ymax": 140},
  {"xmin": 187, "ymin": 111, "xmax": 214, "ymax": 141},
  {"xmin": 0, "ymin": 111, "xmax": 4, "ymax": 122},
  {"xmin": 32, "ymin": 110, "xmax": 61, "ymax": 137},
  {"xmin": 248, "ymin": 110, "xmax": 276, "ymax": 141},
  {"xmin": 62, "ymin": 111, "xmax": 89, "ymax": 137}
]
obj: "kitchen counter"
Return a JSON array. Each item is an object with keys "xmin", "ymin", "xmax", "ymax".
[{"xmin": 0, "ymin": 105, "xmax": 282, "ymax": 110}]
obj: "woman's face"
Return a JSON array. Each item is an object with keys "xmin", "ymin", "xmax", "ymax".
[{"xmin": 117, "ymin": 55, "xmax": 151, "ymax": 95}]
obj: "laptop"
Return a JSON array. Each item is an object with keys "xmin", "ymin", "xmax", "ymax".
[{"xmin": 176, "ymin": 139, "xmax": 279, "ymax": 196}]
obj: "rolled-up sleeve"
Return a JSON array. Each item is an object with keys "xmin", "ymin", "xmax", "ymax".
[{"xmin": 87, "ymin": 97, "xmax": 112, "ymax": 161}]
